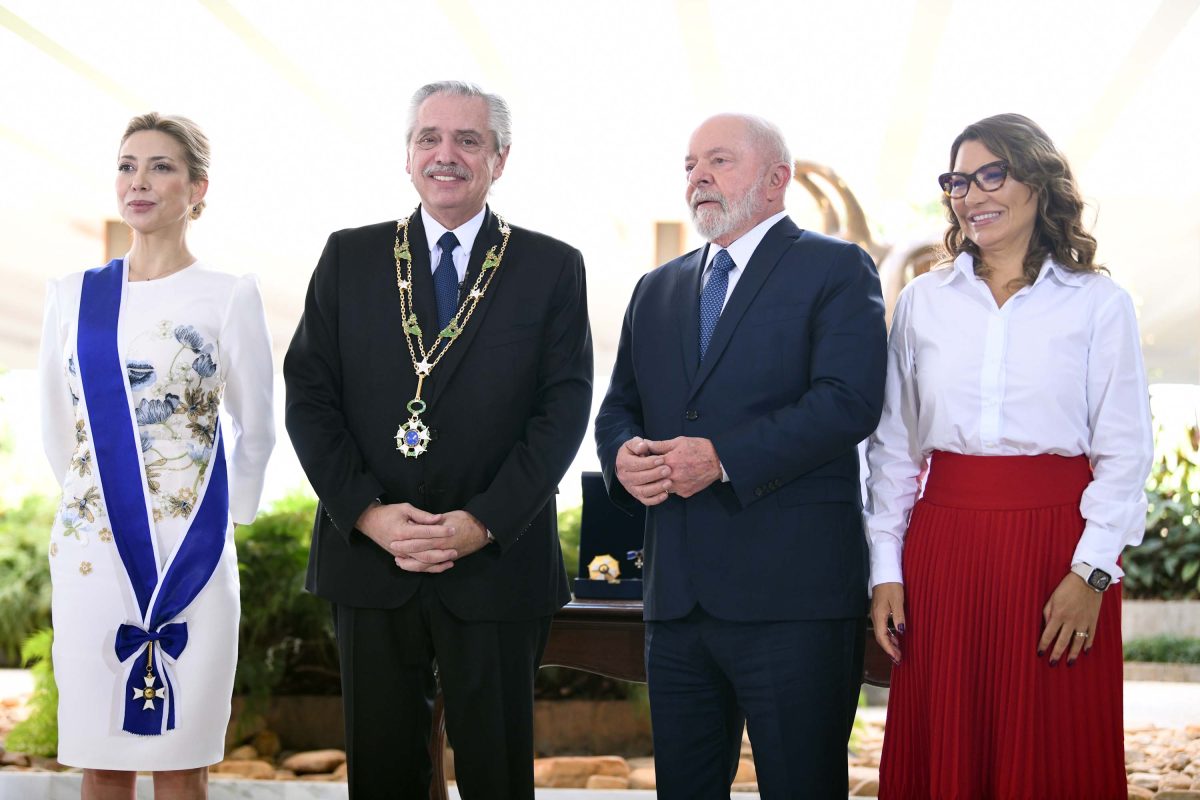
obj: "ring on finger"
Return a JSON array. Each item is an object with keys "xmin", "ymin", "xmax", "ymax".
[{"xmin": 1073, "ymin": 630, "xmax": 1088, "ymax": 639}]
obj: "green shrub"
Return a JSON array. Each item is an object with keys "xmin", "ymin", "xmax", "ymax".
[
  {"xmin": 0, "ymin": 495, "xmax": 55, "ymax": 664},
  {"xmin": 1123, "ymin": 635, "xmax": 1200, "ymax": 664},
  {"xmin": 557, "ymin": 504, "xmax": 581, "ymax": 579},
  {"xmin": 5, "ymin": 629, "xmax": 57, "ymax": 756},
  {"xmin": 233, "ymin": 491, "xmax": 339, "ymax": 731},
  {"xmin": 1124, "ymin": 425, "xmax": 1200, "ymax": 600}
]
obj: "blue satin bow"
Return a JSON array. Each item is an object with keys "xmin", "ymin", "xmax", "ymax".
[{"xmin": 115, "ymin": 621, "xmax": 189, "ymax": 664}]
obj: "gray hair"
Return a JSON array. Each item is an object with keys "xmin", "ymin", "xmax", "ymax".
[
  {"xmin": 406, "ymin": 81, "xmax": 512, "ymax": 154},
  {"xmin": 741, "ymin": 114, "xmax": 792, "ymax": 170}
]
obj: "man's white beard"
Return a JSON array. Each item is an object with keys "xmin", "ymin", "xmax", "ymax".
[{"xmin": 690, "ymin": 174, "xmax": 767, "ymax": 242}]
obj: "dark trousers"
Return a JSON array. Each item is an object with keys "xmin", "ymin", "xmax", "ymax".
[
  {"xmin": 333, "ymin": 580, "xmax": 553, "ymax": 800},
  {"xmin": 646, "ymin": 607, "xmax": 865, "ymax": 800}
]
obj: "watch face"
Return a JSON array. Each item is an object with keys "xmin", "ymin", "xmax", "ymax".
[{"xmin": 1088, "ymin": 570, "xmax": 1112, "ymax": 591}]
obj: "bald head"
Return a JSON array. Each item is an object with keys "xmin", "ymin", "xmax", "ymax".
[
  {"xmin": 685, "ymin": 113, "xmax": 793, "ymax": 246},
  {"xmin": 698, "ymin": 113, "xmax": 792, "ymax": 168}
]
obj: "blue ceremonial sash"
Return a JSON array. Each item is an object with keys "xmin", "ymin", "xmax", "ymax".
[{"xmin": 76, "ymin": 259, "xmax": 230, "ymax": 736}]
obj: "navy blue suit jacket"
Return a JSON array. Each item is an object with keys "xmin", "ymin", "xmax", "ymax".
[{"xmin": 595, "ymin": 217, "xmax": 886, "ymax": 622}]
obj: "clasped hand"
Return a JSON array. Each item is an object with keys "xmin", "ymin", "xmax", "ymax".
[
  {"xmin": 355, "ymin": 503, "xmax": 489, "ymax": 572},
  {"xmin": 615, "ymin": 436, "xmax": 722, "ymax": 506}
]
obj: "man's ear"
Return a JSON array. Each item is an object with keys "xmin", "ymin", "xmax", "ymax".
[
  {"xmin": 491, "ymin": 145, "xmax": 511, "ymax": 181},
  {"xmin": 765, "ymin": 162, "xmax": 791, "ymax": 202}
]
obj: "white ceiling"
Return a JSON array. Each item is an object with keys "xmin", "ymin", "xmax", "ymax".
[{"xmin": 2, "ymin": 0, "xmax": 1198, "ymax": 382}]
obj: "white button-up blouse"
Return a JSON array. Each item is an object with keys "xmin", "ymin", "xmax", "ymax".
[{"xmin": 865, "ymin": 252, "xmax": 1153, "ymax": 587}]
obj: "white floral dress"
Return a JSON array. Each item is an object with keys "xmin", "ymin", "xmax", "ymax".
[{"xmin": 38, "ymin": 261, "xmax": 274, "ymax": 769}]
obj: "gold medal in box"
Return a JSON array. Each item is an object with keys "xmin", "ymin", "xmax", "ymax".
[{"xmin": 587, "ymin": 554, "xmax": 621, "ymax": 584}]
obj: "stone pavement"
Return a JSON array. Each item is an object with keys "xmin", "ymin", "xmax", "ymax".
[
  {"xmin": 852, "ymin": 679, "xmax": 1200, "ymax": 729},
  {"xmin": 2, "ymin": 669, "xmax": 1199, "ymax": 799}
]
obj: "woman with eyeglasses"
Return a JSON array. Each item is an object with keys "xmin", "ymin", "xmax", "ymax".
[{"xmin": 865, "ymin": 113, "xmax": 1151, "ymax": 798}]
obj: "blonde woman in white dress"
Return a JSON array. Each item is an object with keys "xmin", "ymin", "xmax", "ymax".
[{"xmin": 39, "ymin": 113, "xmax": 274, "ymax": 799}]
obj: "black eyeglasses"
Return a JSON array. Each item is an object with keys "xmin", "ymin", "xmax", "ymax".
[{"xmin": 938, "ymin": 160, "xmax": 1009, "ymax": 199}]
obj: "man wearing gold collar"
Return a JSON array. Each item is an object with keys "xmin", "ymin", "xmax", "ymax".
[{"xmin": 284, "ymin": 81, "xmax": 593, "ymax": 799}]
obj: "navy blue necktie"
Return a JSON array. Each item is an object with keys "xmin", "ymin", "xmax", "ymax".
[
  {"xmin": 699, "ymin": 248, "xmax": 735, "ymax": 361},
  {"xmin": 433, "ymin": 232, "xmax": 460, "ymax": 332}
]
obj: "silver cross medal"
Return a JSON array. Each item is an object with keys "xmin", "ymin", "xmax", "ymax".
[{"xmin": 134, "ymin": 674, "xmax": 168, "ymax": 711}]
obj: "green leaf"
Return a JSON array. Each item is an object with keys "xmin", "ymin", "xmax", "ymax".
[
  {"xmin": 6, "ymin": 628, "xmax": 58, "ymax": 756},
  {"xmin": 481, "ymin": 247, "xmax": 500, "ymax": 270}
]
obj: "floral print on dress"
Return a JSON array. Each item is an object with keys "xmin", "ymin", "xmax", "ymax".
[
  {"xmin": 165, "ymin": 489, "xmax": 197, "ymax": 518},
  {"xmin": 67, "ymin": 487, "xmax": 102, "ymax": 524},
  {"xmin": 71, "ymin": 450, "xmax": 92, "ymax": 477},
  {"xmin": 136, "ymin": 394, "xmax": 181, "ymax": 425},
  {"xmin": 127, "ymin": 361, "xmax": 156, "ymax": 389},
  {"xmin": 59, "ymin": 509, "xmax": 87, "ymax": 545},
  {"xmin": 53, "ymin": 316, "xmax": 225, "ymax": 538},
  {"xmin": 131, "ymin": 319, "xmax": 223, "ymax": 521}
]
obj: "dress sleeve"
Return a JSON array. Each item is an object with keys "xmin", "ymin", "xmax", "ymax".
[
  {"xmin": 1073, "ymin": 287, "xmax": 1152, "ymax": 580},
  {"xmin": 39, "ymin": 280, "xmax": 75, "ymax": 487},
  {"xmin": 864, "ymin": 287, "xmax": 926, "ymax": 587},
  {"xmin": 219, "ymin": 275, "xmax": 276, "ymax": 524}
]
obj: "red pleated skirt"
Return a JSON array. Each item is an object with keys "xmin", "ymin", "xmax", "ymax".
[{"xmin": 879, "ymin": 452, "xmax": 1126, "ymax": 800}]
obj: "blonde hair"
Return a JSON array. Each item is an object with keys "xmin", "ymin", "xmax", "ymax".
[{"xmin": 121, "ymin": 113, "xmax": 210, "ymax": 220}]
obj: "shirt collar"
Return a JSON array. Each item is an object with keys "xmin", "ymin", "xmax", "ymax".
[
  {"xmin": 938, "ymin": 251, "xmax": 976, "ymax": 286},
  {"xmin": 420, "ymin": 205, "xmax": 486, "ymax": 256},
  {"xmin": 939, "ymin": 251, "xmax": 1087, "ymax": 288},
  {"xmin": 1037, "ymin": 257, "xmax": 1088, "ymax": 287},
  {"xmin": 704, "ymin": 210, "xmax": 789, "ymax": 271}
]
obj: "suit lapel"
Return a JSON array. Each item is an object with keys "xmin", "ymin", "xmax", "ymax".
[
  {"xmin": 688, "ymin": 218, "xmax": 798, "ymax": 400},
  {"xmin": 676, "ymin": 245, "xmax": 707, "ymax": 386},
  {"xmin": 424, "ymin": 206, "xmax": 505, "ymax": 407},
  {"xmin": 406, "ymin": 211, "xmax": 441, "ymax": 352}
]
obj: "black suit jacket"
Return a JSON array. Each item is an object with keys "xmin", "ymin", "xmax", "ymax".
[
  {"xmin": 285, "ymin": 206, "xmax": 591, "ymax": 620},
  {"xmin": 595, "ymin": 217, "xmax": 886, "ymax": 622}
]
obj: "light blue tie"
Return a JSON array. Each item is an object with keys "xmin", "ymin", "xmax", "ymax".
[
  {"xmin": 433, "ymin": 232, "xmax": 460, "ymax": 332},
  {"xmin": 699, "ymin": 248, "xmax": 735, "ymax": 361}
]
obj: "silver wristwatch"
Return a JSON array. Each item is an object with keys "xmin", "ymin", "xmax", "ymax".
[{"xmin": 1070, "ymin": 562, "xmax": 1112, "ymax": 593}]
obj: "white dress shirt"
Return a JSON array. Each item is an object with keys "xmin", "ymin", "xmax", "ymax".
[
  {"xmin": 421, "ymin": 205, "xmax": 486, "ymax": 285},
  {"xmin": 701, "ymin": 210, "xmax": 788, "ymax": 483},
  {"xmin": 417, "ymin": 205, "xmax": 496, "ymax": 542},
  {"xmin": 865, "ymin": 252, "xmax": 1153, "ymax": 587},
  {"xmin": 700, "ymin": 210, "xmax": 788, "ymax": 308}
]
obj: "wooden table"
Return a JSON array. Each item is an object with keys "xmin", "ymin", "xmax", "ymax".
[
  {"xmin": 540, "ymin": 598, "xmax": 648, "ymax": 682},
  {"xmin": 429, "ymin": 599, "xmax": 891, "ymax": 799}
]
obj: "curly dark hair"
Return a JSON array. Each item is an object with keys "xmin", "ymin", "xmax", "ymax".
[{"xmin": 941, "ymin": 113, "xmax": 1101, "ymax": 286}]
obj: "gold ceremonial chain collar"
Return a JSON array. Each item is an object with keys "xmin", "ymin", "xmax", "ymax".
[{"xmin": 391, "ymin": 210, "xmax": 512, "ymax": 457}]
